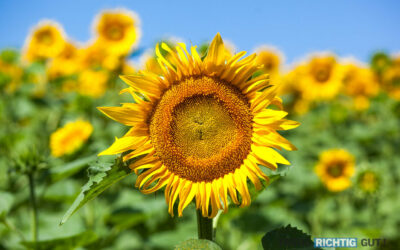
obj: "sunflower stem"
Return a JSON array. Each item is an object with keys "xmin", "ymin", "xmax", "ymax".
[
  {"xmin": 196, "ymin": 209, "xmax": 214, "ymax": 241},
  {"xmin": 28, "ymin": 172, "xmax": 39, "ymax": 242}
]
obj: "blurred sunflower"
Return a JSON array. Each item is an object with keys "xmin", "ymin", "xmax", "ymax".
[
  {"xmin": 94, "ymin": 9, "xmax": 141, "ymax": 56},
  {"xmin": 23, "ymin": 20, "xmax": 66, "ymax": 62},
  {"xmin": 382, "ymin": 63, "xmax": 400, "ymax": 100},
  {"xmin": 358, "ymin": 171, "xmax": 379, "ymax": 193},
  {"xmin": 0, "ymin": 58, "xmax": 23, "ymax": 92},
  {"xmin": 255, "ymin": 46, "xmax": 282, "ymax": 76},
  {"xmin": 50, "ymin": 120, "xmax": 93, "ymax": 157},
  {"xmin": 315, "ymin": 149, "xmax": 355, "ymax": 192},
  {"xmin": 47, "ymin": 42, "xmax": 80, "ymax": 79},
  {"xmin": 77, "ymin": 69, "xmax": 109, "ymax": 98},
  {"xmin": 294, "ymin": 55, "xmax": 343, "ymax": 101},
  {"xmin": 79, "ymin": 44, "xmax": 120, "ymax": 71},
  {"xmin": 343, "ymin": 64, "xmax": 380, "ymax": 110},
  {"xmin": 255, "ymin": 46, "xmax": 285, "ymax": 95},
  {"xmin": 98, "ymin": 34, "xmax": 299, "ymax": 218}
]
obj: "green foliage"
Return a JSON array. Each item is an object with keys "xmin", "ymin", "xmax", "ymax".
[
  {"xmin": 0, "ymin": 191, "xmax": 13, "ymax": 219},
  {"xmin": 48, "ymin": 155, "xmax": 97, "ymax": 183},
  {"xmin": 21, "ymin": 231, "xmax": 98, "ymax": 250},
  {"xmin": 60, "ymin": 158, "xmax": 131, "ymax": 225},
  {"xmin": 261, "ymin": 225, "xmax": 320, "ymax": 250}
]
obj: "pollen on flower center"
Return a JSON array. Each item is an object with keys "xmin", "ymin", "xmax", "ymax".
[
  {"xmin": 149, "ymin": 75, "xmax": 253, "ymax": 182},
  {"xmin": 172, "ymin": 95, "xmax": 238, "ymax": 159}
]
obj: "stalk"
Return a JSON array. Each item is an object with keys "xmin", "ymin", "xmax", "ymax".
[
  {"xmin": 28, "ymin": 173, "xmax": 38, "ymax": 242},
  {"xmin": 196, "ymin": 209, "xmax": 213, "ymax": 241}
]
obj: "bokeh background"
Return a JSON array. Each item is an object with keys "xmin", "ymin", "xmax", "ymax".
[{"xmin": 0, "ymin": 1, "xmax": 400, "ymax": 249}]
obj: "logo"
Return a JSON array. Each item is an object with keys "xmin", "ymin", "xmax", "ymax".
[{"xmin": 314, "ymin": 238, "xmax": 357, "ymax": 248}]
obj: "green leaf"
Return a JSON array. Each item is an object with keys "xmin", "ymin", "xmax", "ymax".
[
  {"xmin": 49, "ymin": 155, "xmax": 97, "ymax": 183},
  {"xmin": 21, "ymin": 231, "xmax": 98, "ymax": 250},
  {"xmin": 60, "ymin": 157, "xmax": 131, "ymax": 225},
  {"xmin": 0, "ymin": 191, "xmax": 14, "ymax": 219},
  {"xmin": 174, "ymin": 239, "xmax": 222, "ymax": 250},
  {"xmin": 261, "ymin": 225, "xmax": 321, "ymax": 250}
]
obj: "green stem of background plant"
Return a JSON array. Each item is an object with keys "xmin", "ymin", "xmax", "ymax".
[
  {"xmin": 196, "ymin": 209, "xmax": 214, "ymax": 241},
  {"xmin": 28, "ymin": 172, "xmax": 38, "ymax": 242}
]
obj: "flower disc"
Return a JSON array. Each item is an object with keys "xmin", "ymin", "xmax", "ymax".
[{"xmin": 149, "ymin": 76, "xmax": 253, "ymax": 182}]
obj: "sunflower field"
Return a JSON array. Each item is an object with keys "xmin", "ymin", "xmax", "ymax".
[{"xmin": 1, "ymin": 7, "xmax": 400, "ymax": 250}]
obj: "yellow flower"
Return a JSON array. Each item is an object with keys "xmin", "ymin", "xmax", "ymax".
[
  {"xmin": 0, "ymin": 59, "xmax": 23, "ymax": 92},
  {"xmin": 255, "ymin": 46, "xmax": 282, "ymax": 75},
  {"xmin": 140, "ymin": 53, "xmax": 164, "ymax": 76},
  {"xmin": 98, "ymin": 34, "xmax": 299, "ymax": 218},
  {"xmin": 93, "ymin": 9, "xmax": 141, "ymax": 55},
  {"xmin": 77, "ymin": 70, "xmax": 109, "ymax": 98},
  {"xmin": 23, "ymin": 20, "xmax": 66, "ymax": 62},
  {"xmin": 358, "ymin": 171, "xmax": 379, "ymax": 193},
  {"xmin": 382, "ymin": 63, "xmax": 400, "ymax": 100},
  {"xmin": 122, "ymin": 61, "xmax": 136, "ymax": 75},
  {"xmin": 79, "ymin": 44, "xmax": 121, "ymax": 71},
  {"xmin": 294, "ymin": 55, "xmax": 344, "ymax": 101},
  {"xmin": 50, "ymin": 120, "xmax": 93, "ymax": 157},
  {"xmin": 255, "ymin": 46, "xmax": 286, "ymax": 95},
  {"xmin": 315, "ymin": 149, "xmax": 355, "ymax": 192},
  {"xmin": 47, "ymin": 42, "xmax": 80, "ymax": 79},
  {"xmin": 343, "ymin": 64, "xmax": 379, "ymax": 110}
]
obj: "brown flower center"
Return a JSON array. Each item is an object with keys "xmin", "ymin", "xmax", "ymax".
[
  {"xmin": 327, "ymin": 163, "xmax": 344, "ymax": 178},
  {"xmin": 149, "ymin": 76, "xmax": 253, "ymax": 182},
  {"xmin": 36, "ymin": 29, "xmax": 54, "ymax": 45},
  {"xmin": 105, "ymin": 23, "xmax": 124, "ymax": 41}
]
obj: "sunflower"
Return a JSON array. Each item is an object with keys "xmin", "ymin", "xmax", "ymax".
[
  {"xmin": 0, "ymin": 58, "xmax": 23, "ymax": 92},
  {"xmin": 294, "ymin": 54, "xmax": 344, "ymax": 101},
  {"xmin": 358, "ymin": 171, "xmax": 379, "ymax": 193},
  {"xmin": 23, "ymin": 20, "xmax": 66, "ymax": 62},
  {"xmin": 77, "ymin": 69, "xmax": 109, "ymax": 98},
  {"xmin": 255, "ymin": 46, "xmax": 286, "ymax": 95},
  {"xmin": 343, "ymin": 64, "xmax": 379, "ymax": 110},
  {"xmin": 255, "ymin": 46, "xmax": 282, "ymax": 75},
  {"xmin": 79, "ymin": 44, "xmax": 121, "ymax": 71},
  {"xmin": 98, "ymin": 34, "xmax": 298, "ymax": 218},
  {"xmin": 382, "ymin": 63, "xmax": 400, "ymax": 100},
  {"xmin": 94, "ymin": 9, "xmax": 141, "ymax": 56},
  {"xmin": 47, "ymin": 42, "xmax": 80, "ymax": 79},
  {"xmin": 315, "ymin": 149, "xmax": 355, "ymax": 192},
  {"xmin": 50, "ymin": 120, "xmax": 93, "ymax": 157}
]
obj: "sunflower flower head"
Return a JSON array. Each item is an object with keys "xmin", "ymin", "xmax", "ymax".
[
  {"xmin": 98, "ymin": 34, "xmax": 299, "ymax": 218},
  {"xmin": 382, "ymin": 62, "xmax": 400, "ymax": 100},
  {"xmin": 47, "ymin": 42, "xmax": 80, "ymax": 79},
  {"xmin": 255, "ymin": 46, "xmax": 282, "ymax": 75},
  {"xmin": 77, "ymin": 69, "xmax": 109, "ymax": 98},
  {"xmin": 358, "ymin": 170, "xmax": 379, "ymax": 193},
  {"xmin": 50, "ymin": 120, "xmax": 93, "ymax": 157},
  {"xmin": 79, "ymin": 43, "xmax": 121, "ymax": 71},
  {"xmin": 94, "ymin": 9, "xmax": 141, "ymax": 56},
  {"xmin": 24, "ymin": 20, "xmax": 66, "ymax": 62},
  {"xmin": 343, "ymin": 63, "xmax": 380, "ymax": 110},
  {"xmin": 0, "ymin": 56, "xmax": 23, "ymax": 92},
  {"xmin": 294, "ymin": 54, "xmax": 344, "ymax": 101},
  {"xmin": 315, "ymin": 149, "xmax": 355, "ymax": 192}
]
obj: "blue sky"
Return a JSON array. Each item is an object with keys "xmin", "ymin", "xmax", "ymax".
[{"xmin": 0, "ymin": 0, "xmax": 399, "ymax": 64}]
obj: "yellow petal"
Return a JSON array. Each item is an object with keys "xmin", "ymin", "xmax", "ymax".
[
  {"xmin": 98, "ymin": 106, "xmax": 144, "ymax": 126},
  {"xmin": 98, "ymin": 136, "xmax": 147, "ymax": 156}
]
